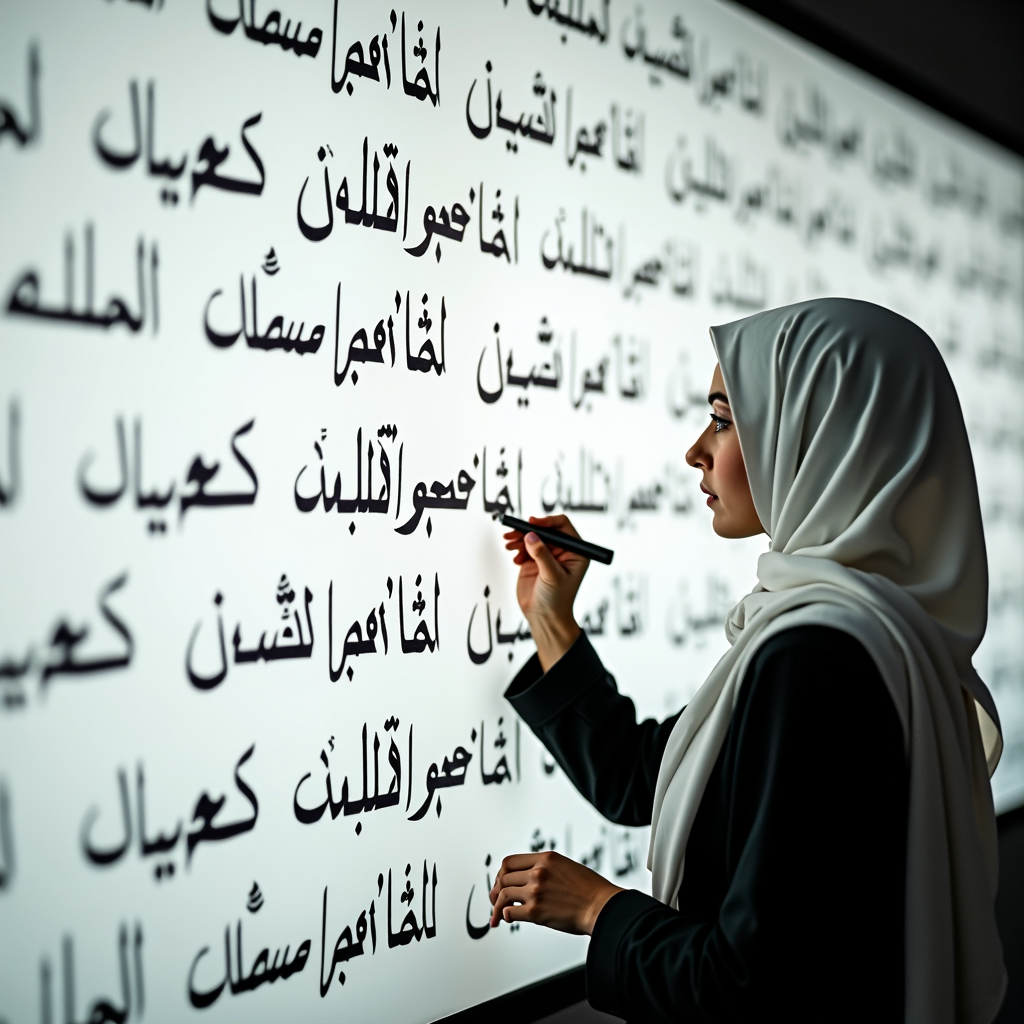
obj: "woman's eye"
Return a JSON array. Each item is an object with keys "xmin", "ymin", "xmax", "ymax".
[{"xmin": 710, "ymin": 414, "xmax": 731, "ymax": 433}]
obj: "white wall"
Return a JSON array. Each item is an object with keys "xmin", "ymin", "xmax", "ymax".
[{"xmin": 0, "ymin": 1, "xmax": 1021, "ymax": 1021}]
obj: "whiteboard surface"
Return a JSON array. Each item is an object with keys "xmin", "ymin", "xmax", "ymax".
[{"xmin": 0, "ymin": 1, "xmax": 1022, "ymax": 1021}]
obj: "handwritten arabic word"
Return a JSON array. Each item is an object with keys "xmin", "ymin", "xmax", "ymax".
[
  {"xmin": 328, "ymin": 572, "xmax": 439, "ymax": 681},
  {"xmin": 709, "ymin": 251, "xmax": 769, "ymax": 310},
  {"xmin": 467, "ymin": 586, "xmax": 531, "ymax": 664},
  {"xmin": 331, "ymin": 6, "xmax": 439, "ymax": 105},
  {"xmin": 467, "ymin": 64, "xmax": 556, "ymax": 153},
  {"xmin": 578, "ymin": 575, "xmax": 647, "ymax": 637},
  {"xmin": 542, "ymin": 448, "xmax": 611, "ymax": 513},
  {"xmin": 7, "ymin": 225, "xmax": 159, "ymax": 334},
  {"xmin": 186, "ymin": 578, "xmax": 313, "ymax": 690},
  {"xmin": 78, "ymin": 417, "xmax": 258, "ymax": 531},
  {"xmin": 0, "ymin": 399, "xmax": 20, "ymax": 509},
  {"xmin": 81, "ymin": 745, "xmax": 259, "ymax": 878},
  {"xmin": 204, "ymin": 257, "xmax": 326, "ymax": 355},
  {"xmin": 93, "ymin": 80, "xmax": 265, "ymax": 205},
  {"xmin": 294, "ymin": 426, "xmax": 520, "ymax": 535},
  {"xmin": 0, "ymin": 780, "xmax": 13, "ymax": 891},
  {"xmin": 189, "ymin": 884, "xmax": 311, "ymax": 1008},
  {"xmin": 778, "ymin": 86, "xmax": 861, "ymax": 159},
  {"xmin": 565, "ymin": 89, "xmax": 644, "ymax": 174},
  {"xmin": 335, "ymin": 289, "xmax": 445, "ymax": 386},
  {"xmin": 525, "ymin": 0, "xmax": 609, "ymax": 44},
  {"xmin": 621, "ymin": 10, "xmax": 765, "ymax": 113},
  {"xmin": 541, "ymin": 207, "xmax": 614, "ymax": 280},
  {"xmin": 0, "ymin": 43, "xmax": 39, "ymax": 147},
  {"xmin": 666, "ymin": 576, "xmax": 736, "ymax": 647},
  {"xmin": 0, "ymin": 574, "xmax": 132, "ymax": 711},
  {"xmin": 207, "ymin": 0, "xmax": 323, "ymax": 58},
  {"xmin": 40, "ymin": 923, "xmax": 145, "ymax": 1024}
]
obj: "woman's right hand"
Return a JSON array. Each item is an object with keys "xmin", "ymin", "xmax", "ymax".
[{"xmin": 503, "ymin": 515, "xmax": 587, "ymax": 672}]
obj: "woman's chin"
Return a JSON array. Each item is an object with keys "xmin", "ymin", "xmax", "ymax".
[
  {"xmin": 712, "ymin": 514, "xmax": 763, "ymax": 540},
  {"xmin": 711, "ymin": 510, "xmax": 744, "ymax": 539}
]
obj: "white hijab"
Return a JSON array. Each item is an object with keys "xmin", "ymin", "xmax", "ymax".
[{"xmin": 648, "ymin": 298, "xmax": 1006, "ymax": 1023}]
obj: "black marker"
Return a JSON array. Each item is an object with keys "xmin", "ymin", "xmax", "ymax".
[{"xmin": 500, "ymin": 514, "xmax": 614, "ymax": 565}]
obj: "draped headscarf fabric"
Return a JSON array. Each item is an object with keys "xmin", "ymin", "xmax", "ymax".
[{"xmin": 647, "ymin": 298, "xmax": 1006, "ymax": 1023}]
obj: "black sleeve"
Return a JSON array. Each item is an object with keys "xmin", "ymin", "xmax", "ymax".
[
  {"xmin": 585, "ymin": 627, "xmax": 908, "ymax": 1024},
  {"xmin": 504, "ymin": 632, "xmax": 680, "ymax": 827}
]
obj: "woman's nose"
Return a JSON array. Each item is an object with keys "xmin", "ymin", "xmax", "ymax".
[{"xmin": 686, "ymin": 438, "xmax": 708, "ymax": 469}]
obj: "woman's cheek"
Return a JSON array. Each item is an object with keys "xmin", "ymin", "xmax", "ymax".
[{"xmin": 718, "ymin": 437, "xmax": 747, "ymax": 504}]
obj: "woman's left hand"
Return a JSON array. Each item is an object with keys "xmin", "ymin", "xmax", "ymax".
[{"xmin": 489, "ymin": 851, "xmax": 624, "ymax": 935}]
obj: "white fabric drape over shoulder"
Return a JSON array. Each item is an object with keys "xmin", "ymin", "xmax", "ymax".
[{"xmin": 647, "ymin": 298, "xmax": 1006, "ymax": 1023}]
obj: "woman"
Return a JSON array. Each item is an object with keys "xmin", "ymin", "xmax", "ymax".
[{"xmin": 490, "ymin": 299, "xmax": 1006, "ymax": 1023}]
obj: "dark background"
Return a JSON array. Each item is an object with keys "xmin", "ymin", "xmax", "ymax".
[
  {"xmin": 735, "ymin": 0, "xmax": 1024, "ymax": 155},
  {"xmin": 441, "ymin": 2, "xmax": 1024, "ymax": 1020}
]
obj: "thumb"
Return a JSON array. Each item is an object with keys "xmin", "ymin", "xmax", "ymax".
[{"xmin": 524, "ymin": 533, "xmax": 561, "ymax": 584}]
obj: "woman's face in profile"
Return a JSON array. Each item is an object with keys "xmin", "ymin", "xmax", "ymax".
[{"xmin": 685, "ymin": 364, "xmax": 763, "ymax": 539}]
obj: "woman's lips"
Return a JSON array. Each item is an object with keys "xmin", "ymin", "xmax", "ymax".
[{"xmin": 700, "ymin": 482, "xmax": 718, "ymax": 507}]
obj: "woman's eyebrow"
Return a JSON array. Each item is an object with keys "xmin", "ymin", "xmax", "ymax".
[{"xmin": 707, "ymin": 391, "xmax": 730, "ymax": 406}]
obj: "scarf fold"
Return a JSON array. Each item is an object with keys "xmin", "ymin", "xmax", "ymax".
[{"xmin": 647, "ymin": 299, "xmax": 1005, "ymax": 1024}]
